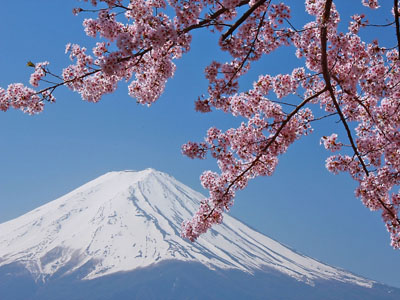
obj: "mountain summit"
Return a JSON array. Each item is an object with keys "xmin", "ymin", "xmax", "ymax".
[{"xmin": 0, "ymin": 169, "xmax": 398, "ymax": 299}]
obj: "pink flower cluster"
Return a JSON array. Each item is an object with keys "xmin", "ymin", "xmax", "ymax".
[
  {"xmin": 362, "ymin": 0, "xmax": 380, "ymax": 9},
  {"xmin": 29, "ymin": 61, "xmax": 49, "ymax": 87},
  {"xmin": 349, "ymin": 14, "xmax": 368, "ymax": 34},
  {"xmin": 0, "ymin": 84, "xmax": 43, "ymax": 114},
  {"xmin": 320, "ymin": 134, "xmax": 342, "ymax": 152}
]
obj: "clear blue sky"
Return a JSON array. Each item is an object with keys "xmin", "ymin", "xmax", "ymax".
[{"xmin": 0, "ymin": 0, "xmax": 399, "ymax": 288}]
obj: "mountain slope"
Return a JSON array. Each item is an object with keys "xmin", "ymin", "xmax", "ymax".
[{"xmin": 0, "ymin": 169, "xmax": 378, "ymax": 289}]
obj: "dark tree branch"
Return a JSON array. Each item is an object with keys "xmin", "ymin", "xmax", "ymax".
[
  {"xmin": 223, "ymin": 10, "xmax": 268, "ymax": 89},
  {"xmin": 320, "ymin": 0, "xmax": 369, "ymax": 175},
  {"xmin": 321, "ymin": 0, "xmax": 400, "ymax": 226},
  {"xmin": 182, "ymin": 0, "xmax": 250, "ymax": 34},
  {"xmin": 221, "ymin": 0, "xmax": 268, "ymax": 41},
  {"xmin": 394, "ymin": 0, "xmax": 400, "ymax": 60}
]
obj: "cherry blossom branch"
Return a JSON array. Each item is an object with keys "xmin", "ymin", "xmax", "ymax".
[
  {"xmin": 36, "ymin": 69, "xmax": 100, "ymax": 97},
  {"xmin": 33, "ymin": 46, "xmax": 152, "ymax": 99},
  {"xmin": 182, "ymin": 0, "xmax": 250, "ymax": 33},
  {"xmin": 332, "ymin": 75, "xmax": 393, "ymax": 144},
  {"xmin": 204, "ymin": 88, "xmax": 327, "ymax": 221},
  {"xmin": 322, "ymin": 0, "xmax": 400, "ymax": 229},
  {"xmin": 320, "ymin": 0, "xmax": 369, "ymax": 175},
  {"xmin": 221, "ymin": 0, "xmax": 268, "ymax": 41},
  {"xmin": 37, "ymin": 2, "xmax": 274, "ymax": 107},
  {"xmin": 223, "ymin": 10, "xmax": 268, "ymax": 89}
]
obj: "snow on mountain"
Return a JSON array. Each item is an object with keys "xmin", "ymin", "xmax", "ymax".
[{"xmin": 0, "ymin": 169, "xmax": 373, "ymax": 287}]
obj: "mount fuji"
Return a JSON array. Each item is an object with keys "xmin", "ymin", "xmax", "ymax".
[{"xmin": 0, "ymin": 169, "xmax": 399, "ymax": 300}]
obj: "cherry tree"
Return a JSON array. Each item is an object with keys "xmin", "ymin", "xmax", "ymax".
[{"xmin": 1, "ymin": 0, "xmax": 400, "ymax": 248}]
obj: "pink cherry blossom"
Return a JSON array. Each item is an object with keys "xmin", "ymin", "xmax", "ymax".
[{"xmin": 321, "ymin": 134, "xmax": 342, "ymax": 152}]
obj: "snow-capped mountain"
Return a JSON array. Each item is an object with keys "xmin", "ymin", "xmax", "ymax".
[{"xmin": 0, "ymin": 169, "xmax": 371, "ymax": 285}]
